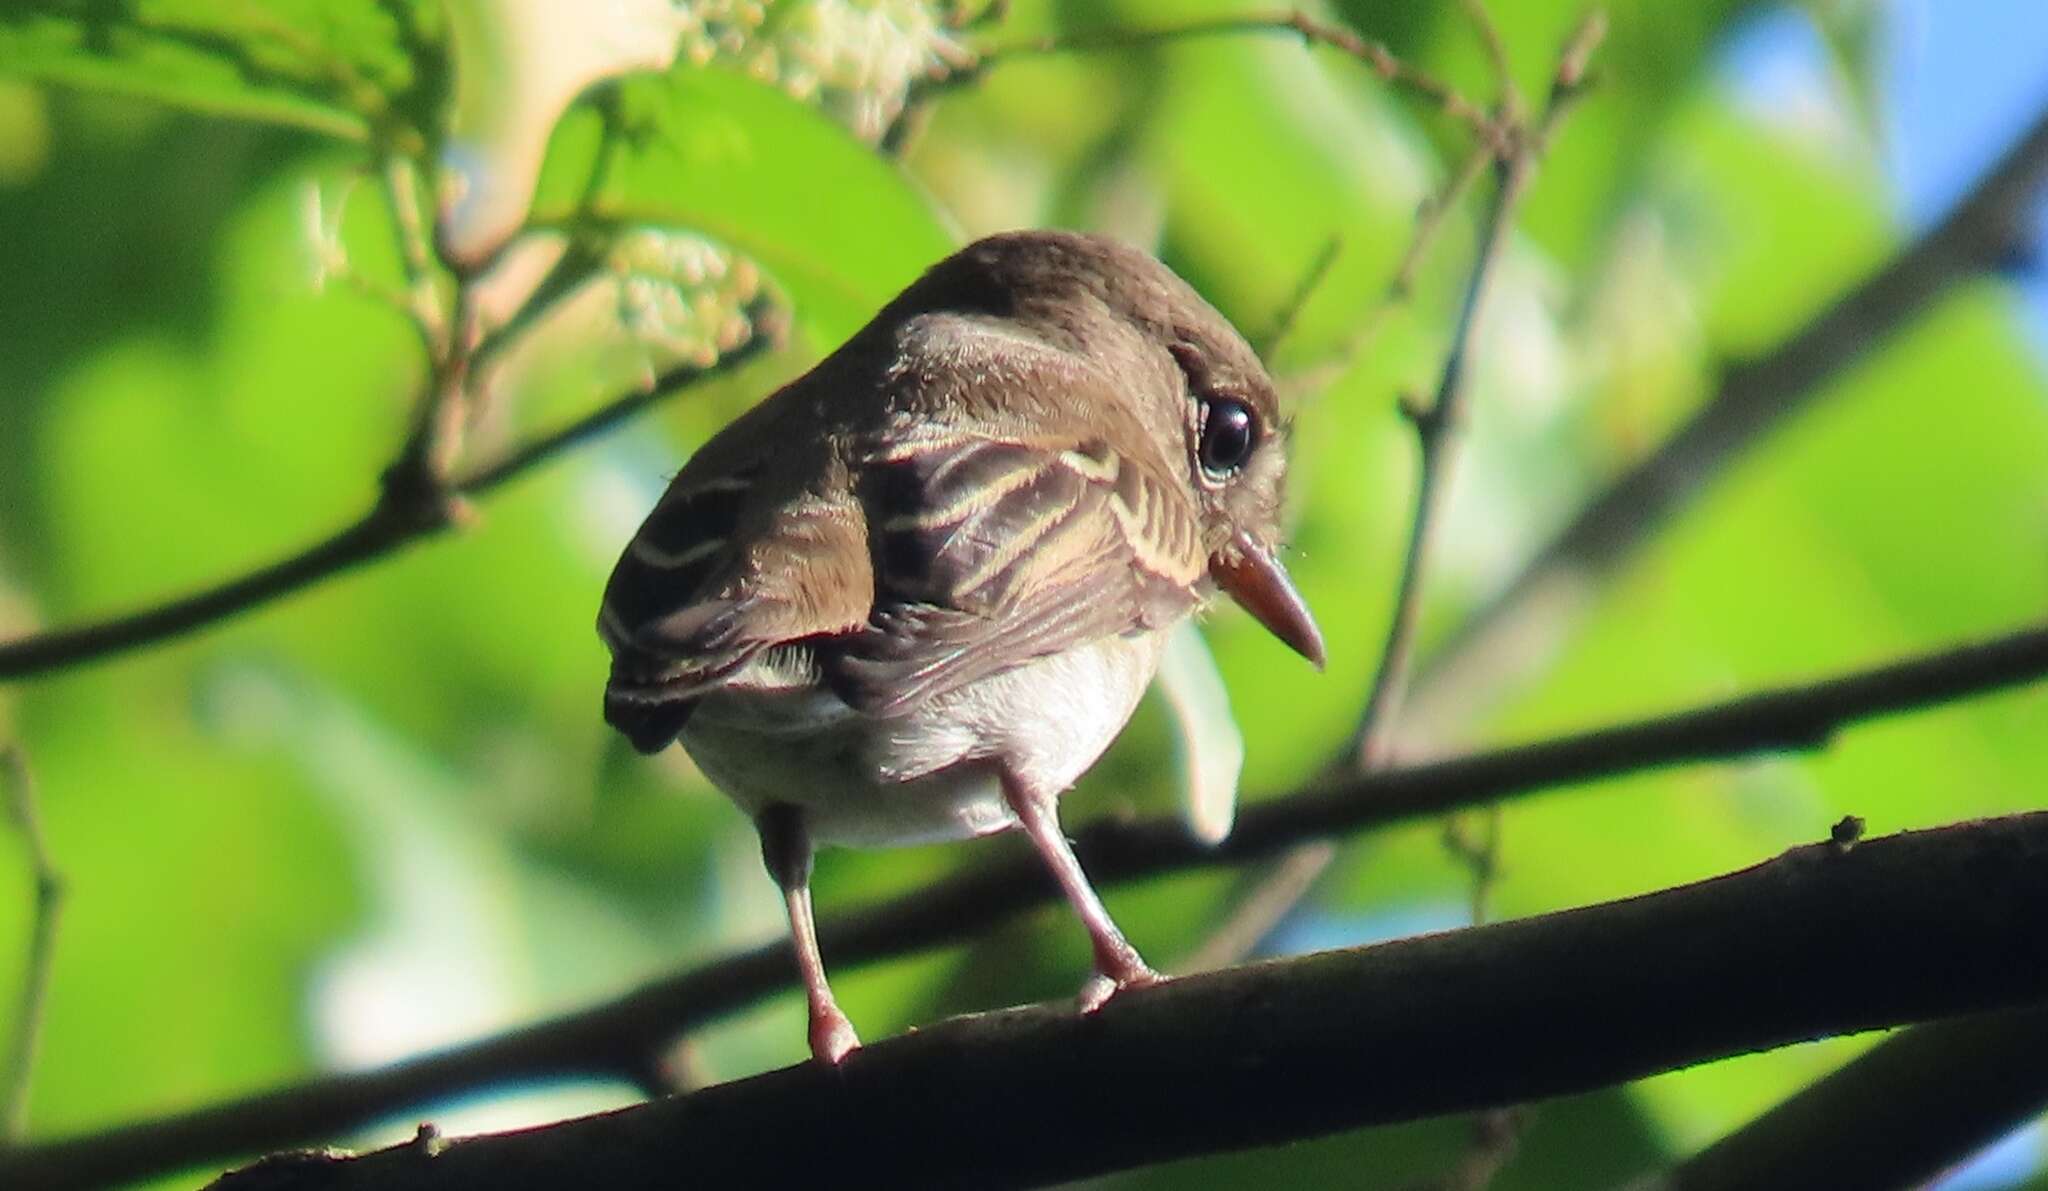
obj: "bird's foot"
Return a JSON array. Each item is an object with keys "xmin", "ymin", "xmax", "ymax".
[{"xmin": 809, "ymin": 1005, "xmax": 861, "ymax": 1066}]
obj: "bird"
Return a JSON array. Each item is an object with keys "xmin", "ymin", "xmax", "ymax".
[{"xmin": 598, "ymin": 229, "xmax": 1323, "ymax": 1065}]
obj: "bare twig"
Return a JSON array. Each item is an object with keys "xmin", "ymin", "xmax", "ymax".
[
  {"xmin": 1176, "ymin": 841, "xmax": 1335, "ymax": 974},
  {"xmin": 0, "ymin": 748, "xmax": 63, "ymax": 1145},
  {"xmin": 1442, "ymin": 804, "xmax": 1506, "ymax": 928},
  {"xmin": 1256, "ymin": 236, "xmax": 1343, "ymax": 360},
  {"xmin": 1352, "ymin": 11, "xmax": 1605, "ymax": 770},
  {"xmin": 1422, "ymin": 805, "xmax": 1522, "ymax": 1191},
  {"xmin": 887, "ymin": 10, "xmax": 1506, "ymax": 155},
  {"xmin": 203, "ymin": 814, "xmax": 2048, "ymax": 1191},
  {"xmin": 9, "ymin": 620, "xmax": 2047, "ymax": 1190},
  {"xmin": 1403, "ymin": 1105, "xmax": 1530, "ymax": 1191},
  {"xmin": 1273, "ymin": 143, "xmax": 1492, "ymax": 416},
  {"xmin": 383, "ymin": 156, "xmax": 437, "ymax": 290},
  {"xmin": 304, "ymin": 177, "xmax": 437, "ymax": 358},
  {"xmin": 0, "ymin": 303, "xmax": 782, "ymax": 682},
  {"xmin": 1459, "ymin": 0, "xmax": 1523, "ymax": 122}
]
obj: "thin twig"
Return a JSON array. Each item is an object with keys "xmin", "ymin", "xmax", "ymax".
[
  {"xmin": 198, "ymin": 813, "xmax": 2048, "ymax": 1191},
  {"xmin": 1351, "ymin": 11, "xmax": 1605, "ymax": 770},
  {"xmin": 383, "ymin": 156, "xmax": 436, "ymax": 285},
  {"xmin": 9, "ymin": 620, "xmax": 2047, "ymax": 1190},
  {"xmin": 1347, "ymin": 26, "xmax": 1603, "ymax": 1184},
  {"xmin": 1442, "ymin": 804, "xmax": 1506, "ymax": 928},
  {"xmin": 382, "ymin": 281, "xmax": 480, "ymax": 514},
  {"xmin": 0, "ymin": 303, "xmax": 782, "ymax": 682},
  {"xmin": 380, "ymin": 155, "xmax": 449, "ymax": 358},
  {"xmin": 1348, "ymin": 166, "xmax": 1516, "ymax": 768},
  {"xmin": 1422, "ymin": 806, "xmax": 1523, "ymax": 1191},
  {"xmin": 0, "ymin": 748, "xmax": 63, "ymax": 1145},
  {"xmin": 1256, "ymin": 236, "xmax": 1343, "ymax": 360},
  {"xmin": 304, "ymin": 177, "xmax": 438, "ymax": 359},
  {"xmin": 1176, "ymin": 841, "xmax": 1335, "ymax": 974},
  {"xmin": 1459, "ymin": 0, "xmax": 1523, "ymax": 122},
  {"xmin": 1278, "ymin": 144, "xmax": 1493, "ymax": 399},
  {"xmin": 888, "ymin": 10, "xmax": 1506, "ymax": 155}
]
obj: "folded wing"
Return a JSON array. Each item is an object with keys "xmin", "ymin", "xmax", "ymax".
[{"xmin": 826, "ymin": 433, "xmax": 1205, "ymax": 715}]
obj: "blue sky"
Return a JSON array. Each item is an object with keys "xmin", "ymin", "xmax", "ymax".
[
  {"xmin": 1887, "ymin": 0, "xmax": 2048, "ymax": 354},
  {"xmin": 1725, "ymin": 0, "xmax": 2048, "ymax": 352}
]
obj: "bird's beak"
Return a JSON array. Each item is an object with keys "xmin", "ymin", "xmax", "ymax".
[{"xmin": 1209, "ymin": 532, "xmax": 1325, "ymax": 670}]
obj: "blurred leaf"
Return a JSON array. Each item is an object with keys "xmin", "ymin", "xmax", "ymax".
[
  {"xmin": 4, "ymin": 671, "xmax": 362, "ymax": 1142},
  {"xmin": 530, "ymin": 66, "xmax": 959, "ymax": 347},
  {"xmin": 1481, "ymin": 159, "xmax": 2048, "ymax": 1149},
  {"xmin": 7, "ymin": 2, "xmax": 2048, "ymax": 1184},
  {"xmin": 0, "ymin": 0, "xmax": 448, "ymax": 145}
]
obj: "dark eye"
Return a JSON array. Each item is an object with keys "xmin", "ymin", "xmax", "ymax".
[{"xmin": 1198, "ymin": 398, "xmax": 1257, "ymax": 477}]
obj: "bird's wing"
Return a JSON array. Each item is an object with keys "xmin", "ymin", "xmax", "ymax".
[
  {"xmin": 600, "ymin": 317, "xmax": 1211, "ymax": 746},
  {"xmin": 824, "ymin": 430, "xmax": 1207, "ymax": 717},
  {"xmin": 599, "ymin": 446, "xmax": 873, "ymax": 752}
]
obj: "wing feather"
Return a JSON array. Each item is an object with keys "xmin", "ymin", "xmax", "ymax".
[
  {"xmin": 599, "ymin": 456, "xmax": 871, "ymax": 752},
  {"xmin": 826, "ymin": 436, "xmax": 1203, "ymax": 716}
]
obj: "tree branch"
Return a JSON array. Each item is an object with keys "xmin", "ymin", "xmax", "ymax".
[
  {"xmin": 1411, "ymin": 97, "xmax": 2048, "ymax": 735},
  {"xmin": 10, "ymin": 620, "xmax": 2046, "ymax": 1190},
  {"xmin": 1662, "ymin": 1003, "xmax": 2048, "ymax": 1190},
  {"xmin": 207, "ymin": 813, "xmax": 2048, "ymax": 1190},
  {"xmin": 0, "ymin": 304, "xmax": 782, "ymax": 682}
]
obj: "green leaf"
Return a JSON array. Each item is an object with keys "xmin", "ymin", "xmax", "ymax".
[
  {"xmin": 529, "ymin": 66, "xmax": 959, "ymax": 346},
  {"xmin": 0, "ymin": 0, "xmax": 447, "ymax": 145}
]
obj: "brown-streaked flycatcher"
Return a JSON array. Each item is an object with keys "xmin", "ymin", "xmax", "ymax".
[{"xmin": 600, "ymin": 229, "xmax": 1322, "ymax": 1065}]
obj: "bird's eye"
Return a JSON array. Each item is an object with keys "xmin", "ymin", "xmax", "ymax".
[{"xmin": 1197, "ymin": 397, "xmax": 1257, "ymax": 477}]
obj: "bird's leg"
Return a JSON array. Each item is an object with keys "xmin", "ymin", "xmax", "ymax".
[
  {"xmin": 757, "ymin": 803, "xmax": 859, "ymax": 1065},
  {"xmin": 998, "ymin": 768, "xmax": 1161, "ymax": 1013}
]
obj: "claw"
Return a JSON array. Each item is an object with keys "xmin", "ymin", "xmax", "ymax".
[{"xmin": 1077, "ymin": 962, "xmax": 1164, "ymax": 1015}]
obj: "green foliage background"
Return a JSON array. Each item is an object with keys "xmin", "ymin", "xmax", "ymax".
[{"xmin": 1, "ymin": 1, "xmax": 2045, "ymax": 1187}]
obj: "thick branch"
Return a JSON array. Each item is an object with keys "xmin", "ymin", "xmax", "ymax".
[
  {"xmin": 1665, "ymin": 1004, "xmax": 2048, "ymax": 1191},
  {"xmin": 1413, "ymin": 99, "xmax": 2048, "ymax": 727},
  {"xmin": 10, "ymin": 620, "xmax": 2046, "ymax": 1190},
  {"xmin": 209, "ymin": 814, "xmax": 2048, "ymax": 1190},
  {"xmin": 0, "ymin": 307, "xmax": 781, "ymax": 682}
]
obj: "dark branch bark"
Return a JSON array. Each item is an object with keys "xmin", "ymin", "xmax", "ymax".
[
  {"xmin": 203, "ymin": 814, "xmax": 2048, "ymax": 1191},
  {"xmin": 1665, "ymin": 1004, "xmax": 2048, "ymax": 1191},
  {"xmin": 8, "ymin": 620, "xmax": 2045, "ymax": 1191},
  {"xmin": 1409, "ymin": 101, "xmax": 2048, "ymax": 733},
  {"xmin": 0, "ymin": 307, "xmax": 782, "ymax": 682}
]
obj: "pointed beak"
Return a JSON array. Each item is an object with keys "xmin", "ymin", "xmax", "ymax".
[{"xmin": 1209, "ymin": 532, "xmax": 1325, "ymax": 670}]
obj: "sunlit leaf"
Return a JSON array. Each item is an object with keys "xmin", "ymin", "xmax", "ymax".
[{"xmin": 529, "ymin": 66, "xmax": 959, "ymax": 346}]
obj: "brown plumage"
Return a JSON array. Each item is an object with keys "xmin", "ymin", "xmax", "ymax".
[{"xmin": 598, "ymin": 229, "xmax": 1322, "ymax": 1064}]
